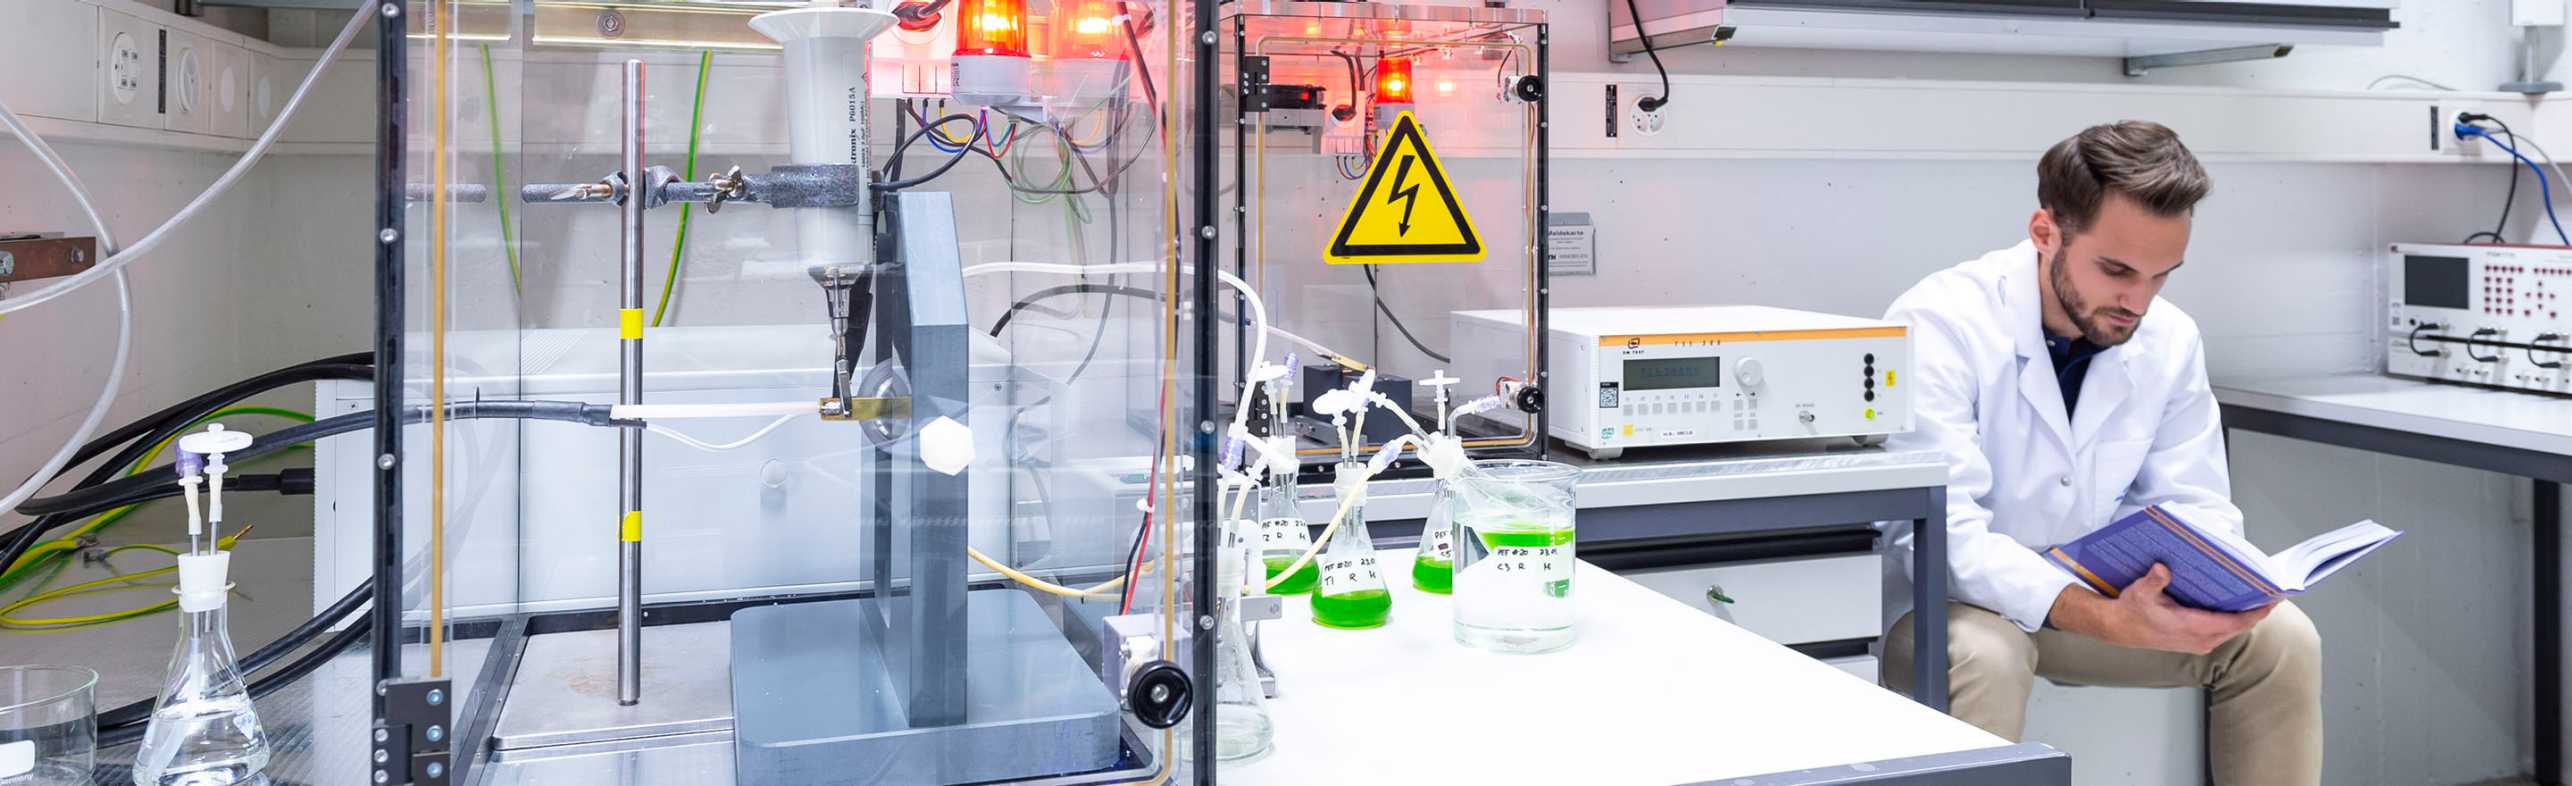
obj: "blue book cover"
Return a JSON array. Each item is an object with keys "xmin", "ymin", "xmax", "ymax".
[{"xmin": 2043, "ymin": 505, "xmax": 2402, "ymax": 613}]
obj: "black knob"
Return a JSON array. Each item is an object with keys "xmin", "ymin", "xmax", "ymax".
[
  {"xmin": 1514, "ymin": 384, "xmax": 1546, "ymax": 414},
  {"xmin": 1513, "ymin": 75, "xmax": 1545, "ymax": 103},
  {"xmin": 1126, "ymin": 660, "xmax": 1193, "ymax": 729}
]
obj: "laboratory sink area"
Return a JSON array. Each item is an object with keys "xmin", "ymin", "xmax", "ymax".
[{"xmin": 11, "ymin": 0, "xmax": 2572, "ymax": 785}]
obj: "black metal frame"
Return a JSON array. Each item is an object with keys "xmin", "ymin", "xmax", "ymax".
[
  {"xmin": 1220, "ymin": 9, "xmax": 1553, "ymax": 470},
  {"xmin": 2223, "ymin": 402, "xmax": 2565, "ymax": 786}
]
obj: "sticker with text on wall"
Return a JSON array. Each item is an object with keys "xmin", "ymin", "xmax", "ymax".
[
  {"xmin": 1547, "ymin": 211, "xmax": 1595, "ymax": 276},
  {"xmin": 1325, "ymin": 111, "xmax": 1485, "ymax": 265}
]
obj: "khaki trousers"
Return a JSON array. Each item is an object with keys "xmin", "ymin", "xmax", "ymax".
[{"xmin": 1883, "ymin": 601, "xmax": 2323, "ymax": 786}]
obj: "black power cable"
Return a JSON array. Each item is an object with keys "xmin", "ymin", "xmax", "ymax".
[
  {"xmin": 1622, "ymin": 0, "xmax": 1672, "ymax": 112},
  {"xmin": 2, "ymin": 354, "xmax": 376, "ymax": 600},
  {"xmin": 1360, "ymin": 265, "xmax": 1452, "ymax": 363},
  {"xmin": 2460, "ymin": 114, "xmax": 2523, "ymax": 244},
  {"xmin": 20, "ymin": 400, "xmax": 617, "ymax": 520}
]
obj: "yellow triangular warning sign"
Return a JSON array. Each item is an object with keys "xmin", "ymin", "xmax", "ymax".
[{"xmin": 1326, "ymin": 112, "xmax": 1483, "ymax": 265}]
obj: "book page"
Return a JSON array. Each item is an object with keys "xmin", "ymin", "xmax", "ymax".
[{"xmin": 2271, "ymin": 520, "xmax": 2399, "ymax": 590}]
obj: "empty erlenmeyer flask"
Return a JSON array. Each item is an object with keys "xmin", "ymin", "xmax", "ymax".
[
  {"xmin": 1310, "ymin": 462, "xmax": 1390, "ymax": 630},
  {"xmin": 132, "ymin": 552, "xmax": 269, "ymax": 786},
  {"xmin": 1254, "ymin": 475, "xmax": 1317, "ymax": 595}
]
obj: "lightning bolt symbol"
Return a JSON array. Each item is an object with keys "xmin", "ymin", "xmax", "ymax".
[{"xmin": 1386, "ymin": 154, "xmax": 1421, "ymax": 236}]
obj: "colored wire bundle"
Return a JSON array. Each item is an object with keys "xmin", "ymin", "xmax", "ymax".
[{"xmin": 2459, "ymin": 122, "xmax": 2572, "ymax": 246}]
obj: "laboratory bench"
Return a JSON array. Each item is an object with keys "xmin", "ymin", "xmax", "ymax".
[
  {"xmin": 5, "ymin": 440, "xmax": 1994, "ymax": 785},
  {"xmin": 2215, "ymin": 372, "xmax": 2572, "ymax": 786},
  {"xmin": 1319, "ymin": 438, "xmax": 1956, "ymax": 709}
]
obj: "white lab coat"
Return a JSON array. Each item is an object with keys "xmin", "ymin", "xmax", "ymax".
[{"xmin": 1882, "ymin": 240, "xmax": 2242, "ymax": 632}]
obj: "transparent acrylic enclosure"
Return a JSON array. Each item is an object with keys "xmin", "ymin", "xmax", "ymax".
[
  {"xmin": 1221, "ymin": 1, "xmax": 1548, "ymax": 463},
  {"xmin": 373, "ymin": 0, "xmax": 1204, "ymax": 782}
]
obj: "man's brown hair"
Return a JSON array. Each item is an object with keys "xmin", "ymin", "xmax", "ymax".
[{"xmin": 2037, "ymin": 121, "xmax": 2211, "ymax": 237}]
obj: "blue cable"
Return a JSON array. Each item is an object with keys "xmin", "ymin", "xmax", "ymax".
[{"xmin": 2460, "ymin": 124, "xmax": 2572, "ymax": 246}]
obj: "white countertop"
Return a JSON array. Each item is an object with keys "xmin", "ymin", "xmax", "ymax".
[
  {"xmin": 2214, "ymin": 373, "xmax": 2572, "ymax": 456},
  {"xmin": 1221, "ymin": 549, "xmax": 2009, "ymax": 785}
]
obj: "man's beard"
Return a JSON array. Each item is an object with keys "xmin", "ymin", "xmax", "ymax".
[{"xmin": 2048, "ymin": 247, "xmax": 2141, "ymax": 347}]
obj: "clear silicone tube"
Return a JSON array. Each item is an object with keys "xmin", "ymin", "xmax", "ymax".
[{"xmin": 0, "ymin": 89, "xmax": 133, "ymax": 519}]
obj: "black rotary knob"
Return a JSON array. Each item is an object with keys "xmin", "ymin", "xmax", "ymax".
[{"xmin": 1126, "ymin": 660, "xmax": 1194, "ymax": 729}]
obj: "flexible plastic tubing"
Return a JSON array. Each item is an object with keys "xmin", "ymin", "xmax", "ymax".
[
  {"xmin": 0, "ymin": 102, "xmax": 133, "ymax": 519},
  {"xmin": 0, "ymin": 6, "xmax": 369, "ymax": 316},
  {"xmin": 2506, "ymin": 132, "xmax": 2572, "ymax": 244},
  {"xmin": 609, "ymin": 401, "xmax": 813, "ymax": 421},
  {"xmin": 645, "ymin": 414, "xmax": 802, "ymax": 451}
]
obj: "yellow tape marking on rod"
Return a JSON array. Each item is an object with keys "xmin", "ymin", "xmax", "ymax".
[
  {"xmin": 622, "ymin": 511, "xmax": 642, "ymax": 542},
  {"xmin": 620, "ymin": 308, "xmax": 645, "ymax": 340}
]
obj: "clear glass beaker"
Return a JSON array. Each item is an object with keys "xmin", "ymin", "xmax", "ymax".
[
  {"xmin": 1451, "ymin": 459, "xmax": 1579, "ymax": 653},
  {"xmin": 0, "ymin": 666, "xmax": 98, "ymax": 785}
]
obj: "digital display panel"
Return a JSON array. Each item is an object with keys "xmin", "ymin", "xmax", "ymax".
[
  {"xmin": 1624, "ymin": 357, "xmax": 1720, "ymax": 391},
  {"xmin": 2403, "ymin": 255, "xmax": 2470, "ymax": 309}
]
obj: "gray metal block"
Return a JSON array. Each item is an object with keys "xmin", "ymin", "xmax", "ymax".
[{"xmin": 731, "ymin": 590, "xmax": 1121, "ymax": 785}]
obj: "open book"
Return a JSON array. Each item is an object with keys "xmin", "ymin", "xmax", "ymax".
[{"xmin": 2043, "ymin": 505, "xmax": 2403, "ymax": 613}]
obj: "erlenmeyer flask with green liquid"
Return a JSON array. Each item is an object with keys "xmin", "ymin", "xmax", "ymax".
[
  {"xmin": 1412, "ymin": 484, "xmax": 1455, "ymax": 594},
  {"xmin": 1311, "ymin": 462, "xmax": 1390, "ymax": 629}
]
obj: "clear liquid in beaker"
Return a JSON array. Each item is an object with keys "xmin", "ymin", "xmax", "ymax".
[{"xmin": 1452, "ymin": 505, "xmax": 1577, "ymax": 653}]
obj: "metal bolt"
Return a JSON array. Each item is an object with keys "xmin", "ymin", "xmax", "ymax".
[
  {"xmin": 380, "ymin": 3, "xmax": 399, "ymax": 18},
  {"xmin": 374, "ymin": 770, "xmax": 390, "ymax": 784},
  {"xmin": 374, "ymin": 749, "xmax": 389, "ymax": 764},
  {"xmin": 1198, "ymin": 614, "xmax": 1215, "ymax": 630},
  {"xmin": 1198, "ymin": 226, "xmax": 1216, "ymax": 239},
  {"xmin": 1150, "ymin": 684, "xmax": 1171, "ymax": 702},
  {"xmin": 426, "ymin": 724, "xmax": 445, "ymax": 742},
  {"xmin": 376, "ymin": 728, "xmax": 390, "ymax": 743},
  {"xmin": 427, "ymin": 761, "xmax": 446, "ymax": 779},
  {"xmin": 378, "ymin": 454, "xmax": 397, "ymax": 470},
  {"xmin": 378, "ymin": 228, "xmax": 399, "ymax": 244},
  {"xmin": 1200, "ymin": 31, "xmax": 1217, "ymax": 45},
  {"xmin": 1198, "ymin": 420, "xmax": 1215, "ymax": 434},
  {"xmin": 427, "ymin": 688, "xmax": 445, "ymax": 706},
  {"xmin": 599, "ymin": 9, "xmax": 626, "ymax": 37}
]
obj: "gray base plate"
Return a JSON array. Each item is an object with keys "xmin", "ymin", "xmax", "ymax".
[
  {"xmin": 731, "ymin": 590, "xmax": 1121, "ymax": 785},
  {"xmin": 493, "ymin": 622, "xmax": 736, "ymax": 753}
]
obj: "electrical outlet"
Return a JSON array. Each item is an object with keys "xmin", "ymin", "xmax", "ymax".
[
  {"xmin": 1632, "ymin": 92, "xmax": 1666, "ymax": 137},
  {"xmin": 165, "ymin": 29, "xmax": 209, "ymax": 133},
  {"xmin": 211, "ymin": 41, "xmax": 252, "ymax": 139},
  {"xmin": 98, "ymin": 8, "xmax": 160, "ymax": 130}
]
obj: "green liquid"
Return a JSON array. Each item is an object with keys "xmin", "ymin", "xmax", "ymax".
[
  {"xmin": 1475, "ymin": 525, "xmax": 1576, "ymax": 599},
  {"xmin": 1263, "ymin": 556, "xmax": 1319, "ymax": 595},
  {"xmin": 1411, "ymin": 555, "xmax": 1453, "ymax": 594},
  {"xmin": 1311, "ymin": 589, "xmax": 1391, "ymax": 629}
]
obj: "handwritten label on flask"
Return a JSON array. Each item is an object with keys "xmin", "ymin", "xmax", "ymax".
[
  {"xmin": 1257, "ymin": 517, "xmax": 1313, "ymax": 551},
  {"xmin": 1317, "ymin": 554, "xmax": 1382, "ymax": 595}
]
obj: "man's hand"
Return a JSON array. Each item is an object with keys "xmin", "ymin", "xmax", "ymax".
[{"xmin": 2047, "ymin": 564, "xmax": 2274, "ymax": 655}]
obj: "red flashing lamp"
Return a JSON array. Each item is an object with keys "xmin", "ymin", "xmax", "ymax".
[
  {"xmin": 1051, "ymin": 0, "xmax": 1124, "ymax": 61},
  {"xmin": 1375, "ymin": 56, "xmax": 1415, "ymax": 106},
  {"xmin": 956, "ymin": 0, "xmax": 1030, "ymax": 57}
]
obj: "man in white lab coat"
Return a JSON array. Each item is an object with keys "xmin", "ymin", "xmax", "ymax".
[{"xmin": 1879, "ymin": 121, "xmax": 2321, "ymax": 785}]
